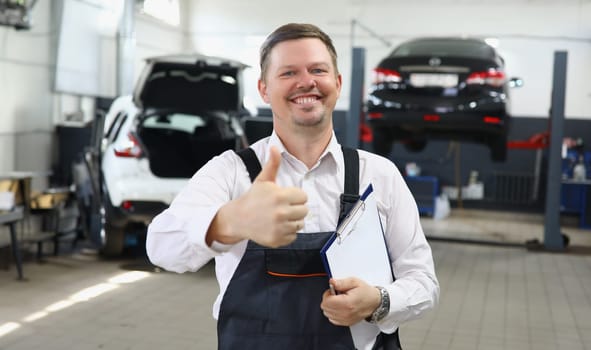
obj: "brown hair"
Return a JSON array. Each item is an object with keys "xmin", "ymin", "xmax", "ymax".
[{"xmin": 259, "ymin": 23, "xmax": 338, "ymax": 81}]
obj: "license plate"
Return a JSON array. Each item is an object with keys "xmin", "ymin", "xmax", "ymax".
[{"xmin": 409, "ymin": 73, "xmax": 458, "ymax": 88}]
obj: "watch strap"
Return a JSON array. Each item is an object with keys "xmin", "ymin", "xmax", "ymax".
[{"xmin": 366, "ymin": 286, "xmax": 390, "ymax": 324}]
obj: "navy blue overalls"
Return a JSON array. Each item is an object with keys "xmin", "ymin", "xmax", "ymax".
[{"xmin": 217, "ymin": 147, "xmax": 401, "ymax": 350}]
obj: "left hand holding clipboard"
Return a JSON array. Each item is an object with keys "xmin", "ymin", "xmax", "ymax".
[{"xmin": 320, "ymin": 277, "xmax": 382, "ymax": 326}]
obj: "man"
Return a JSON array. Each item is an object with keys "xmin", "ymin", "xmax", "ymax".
[{"xmin": 146, "ymin": 23, "xmax": 439, "ymax": 350}]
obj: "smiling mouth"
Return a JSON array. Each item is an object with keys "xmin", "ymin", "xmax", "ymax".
[{"xmin": 292, "ymin": 95, "xmax": 320, "ymax": 105}]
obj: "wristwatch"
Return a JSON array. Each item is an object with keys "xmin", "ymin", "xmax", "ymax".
[{"xmin": 366, "ymin": 286, "xmax": 390, "ymax": 324}]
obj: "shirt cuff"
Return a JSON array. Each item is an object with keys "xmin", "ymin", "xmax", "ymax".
[
  {"xmin": 185, "ymin": 204, "xmax": 229, "ymax": 254},
  {"xmin": 210, "ymin": 240, "xmax": 234, "ymax": 253},
  {"xmin": 375, "ymin": 284, "xmax": 403, "ymax": 333}
]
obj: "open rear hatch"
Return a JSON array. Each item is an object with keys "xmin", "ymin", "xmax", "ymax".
[
  {"xmin": 134, "ymin": 54, "xmax": 248, "ymax": 178},
  {"xmin": 134, "ymin": 54, "xmax": 248, "ymax": 113}
]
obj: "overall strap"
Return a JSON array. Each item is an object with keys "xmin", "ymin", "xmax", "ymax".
[
  {"xmin": 341, "ymin": 146, "xmax": 359, "ymax": 195},
  {"xmin": 235, "ymin": 147, "xmax": 359, "ymax": 191},
  {"xmin": 236, "ymin": 148, "xmax": 262, "ymax": 182},
  {"xmin": 339, "ymin": 146, "xmax": 360, "ymax": 224}
]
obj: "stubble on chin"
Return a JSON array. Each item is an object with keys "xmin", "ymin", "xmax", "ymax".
[
  {"xmin": 293, "ymin": 114, "xmax": 324, "ymax": 127},
  {"xmin": 291, "ymin": 105, "xmax": 327, "ymax": 128}
]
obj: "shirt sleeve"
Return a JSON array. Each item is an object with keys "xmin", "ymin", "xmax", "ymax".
[
  {"xmin": 373, "ymin": 162, "xmax": 440, "ymax": 333},
  {"xmin": 146, "ymin": 150, "xmax": 244, "ymax": 273}
]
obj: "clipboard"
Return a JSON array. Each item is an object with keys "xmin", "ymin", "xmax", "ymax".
[{"xmin": 320, "ymin": 183, "xmax": 394, "ymax": 287}]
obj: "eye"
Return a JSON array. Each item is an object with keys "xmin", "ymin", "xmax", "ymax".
[
  {"xmin": 311, "ymin": 68, "xmax": 327, "ymax": 74},
  {"xmin": 280, "ymin": 70, "xmax": 295, "ymax": 77}
]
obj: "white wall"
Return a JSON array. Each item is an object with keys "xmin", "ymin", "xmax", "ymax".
[
  {"xmin": 0, "ymin": 0, "xmax": 188, "ymax": 183},
  {"xmin": 185, "ymin": 0, "xmax": 591, "ymax": 119},
  {"xmin": 133, "ymin": 10, "xmax": 188, "ymax": 82},
  {"xmin": 0, "ymin": 0, "xmax": 54, "ymax": 175}
]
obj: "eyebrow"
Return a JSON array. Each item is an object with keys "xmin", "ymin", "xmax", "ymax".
[{"xmin": 276, "ymin": 62, "xmax": 331, "ymax": 71}]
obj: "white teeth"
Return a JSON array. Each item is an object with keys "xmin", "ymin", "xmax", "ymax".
[{"xmin": 294, "ymin": 96, "xmax": 316, "ymax": 104}]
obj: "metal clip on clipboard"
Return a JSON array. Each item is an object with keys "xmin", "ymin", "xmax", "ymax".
[
  {"xmin": 320, "ymin": 182, "xmax": 394, "ymax": 287},
  {"xmin": 336, "ymin": 200, "xmax": 366, "ymax": 244}
]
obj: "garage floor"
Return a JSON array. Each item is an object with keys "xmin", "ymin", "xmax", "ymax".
[{"xmin": 1, "ymin": 209, "xmax": 591, "ymax": 350}]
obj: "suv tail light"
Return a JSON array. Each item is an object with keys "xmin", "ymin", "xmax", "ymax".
[
  {"xmin": 372, "ymin": 68, "xmax": 402, "ymax": 84},
  {"xmin": 466, "ymin": 69, "xmax": 506, "ymax": 87},
  {"xmin": 114, "ymin": 132, "xmax": 143, "ymax": 158}
]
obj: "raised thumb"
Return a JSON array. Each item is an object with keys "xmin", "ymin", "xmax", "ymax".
[{"xmin": 255, "ymin": 146, "xmax": 281, "ymax": 182}]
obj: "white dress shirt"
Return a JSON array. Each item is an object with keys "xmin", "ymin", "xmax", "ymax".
[{"xmin": 146, "ymin": 131, "xmax": 439, "ymax": 350}]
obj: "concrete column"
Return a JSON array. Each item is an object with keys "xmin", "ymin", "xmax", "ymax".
[{"xmin": 117, "ymin": 0, "xmax": 135, "ymax": 96}]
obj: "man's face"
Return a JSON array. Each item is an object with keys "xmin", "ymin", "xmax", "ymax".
[{"xmin": 258, "ymin": 38, "xmax": 342, "ymax": 132}]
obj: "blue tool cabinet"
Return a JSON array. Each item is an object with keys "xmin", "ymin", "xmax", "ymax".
[
  {"xmin": 404, "ymin": 176, "xmax": 439, "ymax": 216},
  {"xmin": 561, "ymin": 180, "xmax": 591, "ymax": 229}
]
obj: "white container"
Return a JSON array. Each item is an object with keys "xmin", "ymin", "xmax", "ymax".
[
  {"xmin": 0, "ymin": 191, "xmax": 15, "ymax": 210},
  {"xmin": 573, "ymin": 163, "xmax": 586, "ymax": 181},
  {"xmin": 442, "ymin": 183, "xmax": 484, "ymax": 200}
]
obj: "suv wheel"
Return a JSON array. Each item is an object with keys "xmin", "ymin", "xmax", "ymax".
[{"xmin": 101, "ymin": 222, "xmax": 126, "ymax": 256}]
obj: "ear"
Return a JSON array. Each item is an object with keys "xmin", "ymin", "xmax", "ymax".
[
  {"xmin": 335, "ymin": 73, "xmax": 342, "ymax": 98},
  {"xmin": 258, "ymin": 79, "xmax": 270, "ymax": 104}
]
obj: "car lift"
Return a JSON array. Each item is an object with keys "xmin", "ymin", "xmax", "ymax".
[
  {"xmin": 435, "ymin": 52, "xmax": 570, "ymax": 251},
  {"xmin": 346, "ymin": 45, "xmax": 570, "ymax": 251}
]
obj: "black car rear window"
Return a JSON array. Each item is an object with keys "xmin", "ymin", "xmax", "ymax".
[{"xmin": 390, "ymin": 39, "xmax": 495, "ymax": 60}]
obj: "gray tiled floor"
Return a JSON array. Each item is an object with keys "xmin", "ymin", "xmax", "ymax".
[{"xmin": 1, "ymin": 209, "xmax": 591, "ymax": 350}]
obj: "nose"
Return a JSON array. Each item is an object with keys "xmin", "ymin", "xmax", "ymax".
[{"xmin": 296, "ymin": 72, "xmax": 317, "ymax": 89}]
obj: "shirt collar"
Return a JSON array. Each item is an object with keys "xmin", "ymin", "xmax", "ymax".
[{"xmin": 266, "ymin": 130, "xmax": 343, "ymax": 173}]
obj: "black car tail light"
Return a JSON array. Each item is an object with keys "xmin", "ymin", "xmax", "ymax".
[
  {"xmin": 483, "ymin": 116, "xmax": 502, "ymax": 124},
  {"xmin": 466, "ymin": 69, "xmax": 506, "ymax": 87},
  {"xmin": 114, "ymin": 132, "xmax": 144, "ymax": 158},
  {"xmin": 423, "ymin": 114, "xmax": 441, "ymax": 122},
  {"xmin": 372, "ymin": 68, "xmax": 402, "ymax": 84},
  {"xmin": 367, "ymin": 112, "xmax": 384, "ymax": 119}
]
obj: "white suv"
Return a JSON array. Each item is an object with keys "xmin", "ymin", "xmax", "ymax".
[{"xmin": 100, "ymin": 54, "xmax": 249, "ymax": 255}]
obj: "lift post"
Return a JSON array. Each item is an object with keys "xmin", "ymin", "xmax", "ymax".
[
  {"xmin": 543, "ymin": 51, "xmax": 568, "ymax": 251},
  {"xmin": 345, "ymin": 47, "xmax": 365, "ymax": 149}
]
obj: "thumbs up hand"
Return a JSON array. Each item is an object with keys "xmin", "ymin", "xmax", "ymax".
[
  {"xmin": 209, "ymin": 147, "xmax": 308, "ymax": 248},
  {"xmin": 255, "ymin": 145, "xmax": 282, "ymax": 183}
]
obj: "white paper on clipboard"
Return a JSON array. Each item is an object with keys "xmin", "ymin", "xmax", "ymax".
[{"xmin": 320, "ymin": 183, "xmax": 394, "ymax": 286}]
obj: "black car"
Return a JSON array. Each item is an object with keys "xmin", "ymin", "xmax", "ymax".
[{"xmin": 366, "ymin": 37, "xmax": 522, "ymax": 162}]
